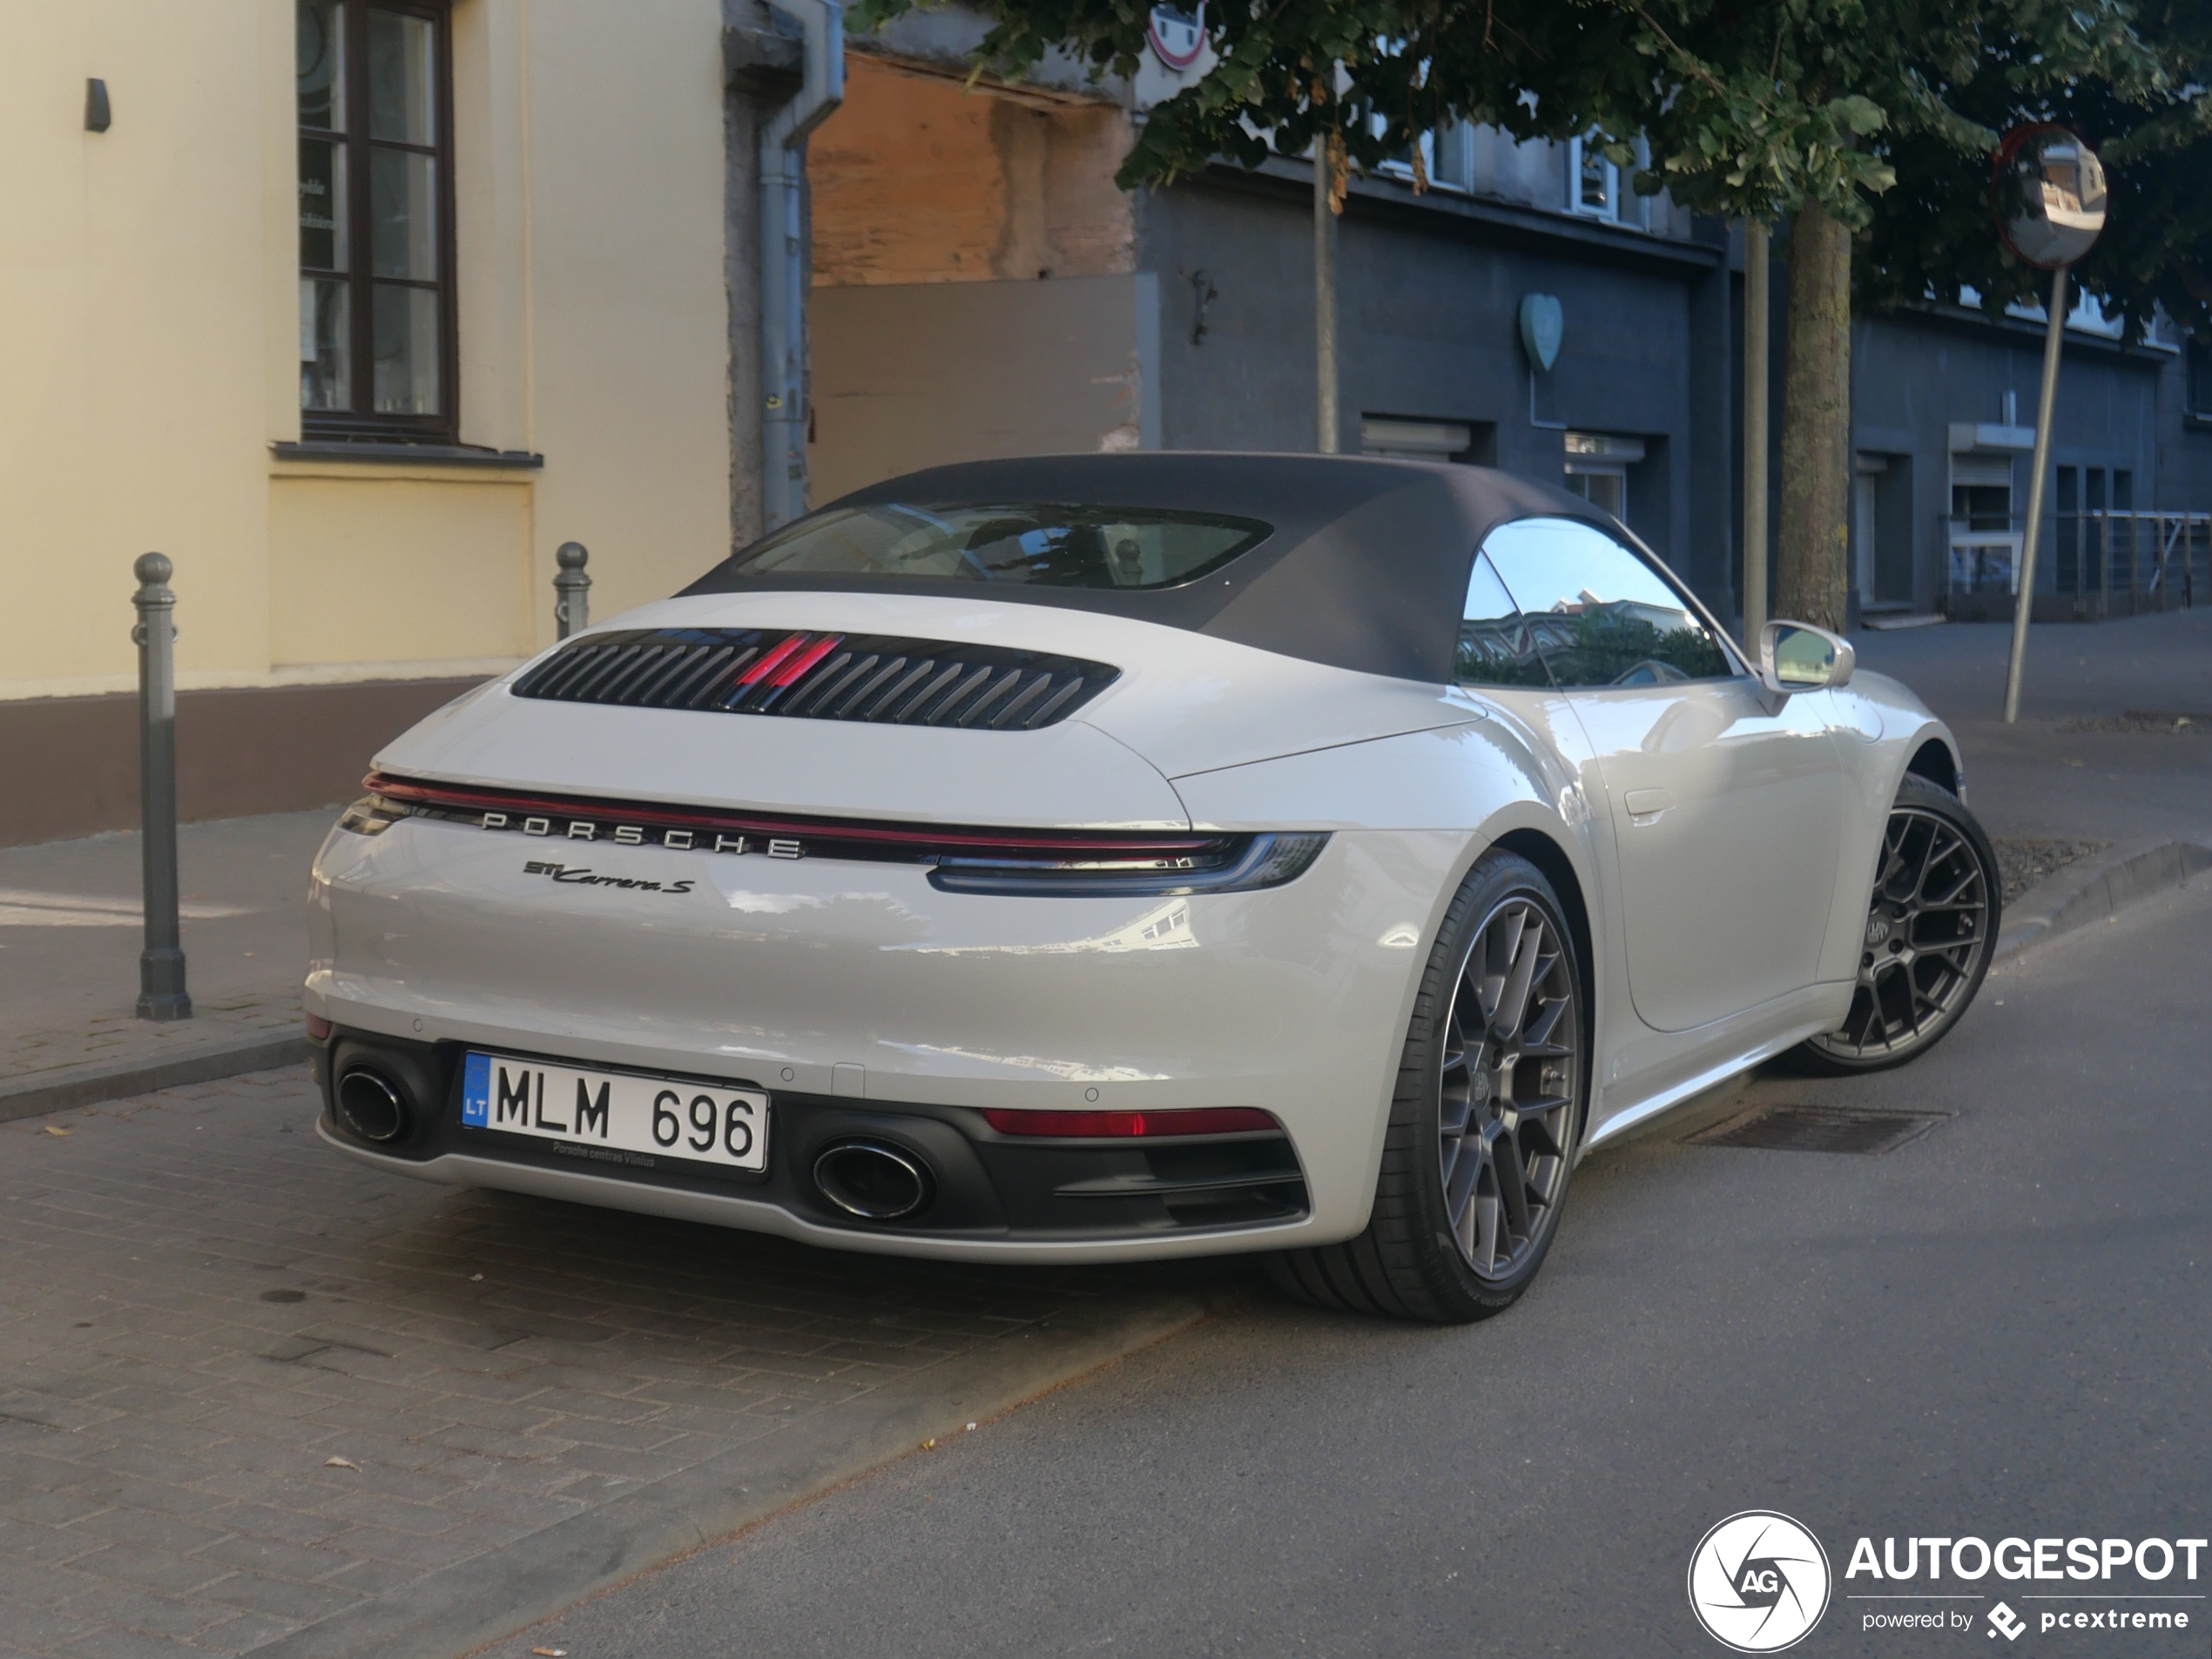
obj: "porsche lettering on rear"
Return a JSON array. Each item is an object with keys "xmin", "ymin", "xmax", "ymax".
[{"xmin": 488, "ymin": 811, "xmax": 758, "ymax": 855}]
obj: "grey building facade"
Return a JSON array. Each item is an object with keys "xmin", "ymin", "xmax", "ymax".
[
  {"xmin": 798, "ymin": 10, "xmax": 2212, "ymax": 628},
  {"xmin": 1141, "ymin": 164, "xmax": 1737, "ymax": 608}
]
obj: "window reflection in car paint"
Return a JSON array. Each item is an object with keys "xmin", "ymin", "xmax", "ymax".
[
  {"xmin": 888, "ymin": 898, "xmax": 1197, "ymax": 956},
  {"xmin": 1476, "ymin": 517, "xmax": 1735, "ymax": 688}
]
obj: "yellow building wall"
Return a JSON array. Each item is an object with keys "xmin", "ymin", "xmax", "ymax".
[
  {"xmin": 269, "ymin": 475, "xmax": 536, "ymax": 666},
  {"xmin": 1, "ymin": 0, "xmax": 732, "ymax": 704},
  {"xmin": 2, "ymin": 0, "xmax": 280, "ymax": 697}
]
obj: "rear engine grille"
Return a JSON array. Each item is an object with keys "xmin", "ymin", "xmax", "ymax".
[{"xmin": 510, "ymin": 628, "xmax": 1119, "ymax": 730}]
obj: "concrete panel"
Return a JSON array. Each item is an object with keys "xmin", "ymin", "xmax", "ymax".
[{"xmin": 810, "ymin": 275, "xmax": 1151, "ymax": 502}]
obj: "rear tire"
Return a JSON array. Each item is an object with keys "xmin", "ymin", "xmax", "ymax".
[
  {"xmin": 1271, "ymin": 850, "xmax": 1588, "ymax": 1324},
  {"xmin": 1785, "ymin": 774, "xmax": 2000, "ymax": 1076}
]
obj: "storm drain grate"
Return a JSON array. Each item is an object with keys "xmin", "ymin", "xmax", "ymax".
[{"xmin": 1685, "ymin": 1103, "xmax": 1949, "ymax": 1155}]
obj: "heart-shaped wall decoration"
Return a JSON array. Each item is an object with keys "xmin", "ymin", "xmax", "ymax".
[{"xmin": 1518, "ymin": 293, "xmax": 1564, "ymax": 373}]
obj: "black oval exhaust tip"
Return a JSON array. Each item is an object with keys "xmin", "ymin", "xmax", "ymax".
[
  {"xmin": 813, "ymin": 1139, "xmax": 934, "ymax": 1222},
  {"xmin": 335, "ymin": 1069, "xmax": 407, "ymax": 1143}
]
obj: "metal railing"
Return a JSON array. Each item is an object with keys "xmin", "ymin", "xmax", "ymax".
[{"xmin": 1940, "ymin": 511, "xmax": 2210, "ymax": 614}]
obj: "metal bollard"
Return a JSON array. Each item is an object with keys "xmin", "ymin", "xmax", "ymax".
[
  {"xmin": 554, "ymin": 542, "xmax": 591, "ymax": 638},
  {"xmin": 132, "ymin": 554, "xmax": 192, "ymax": 1021}
]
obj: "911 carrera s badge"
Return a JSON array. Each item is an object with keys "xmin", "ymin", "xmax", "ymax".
[{"xmin": 523, "ymin": 860, "xmax": 694, "ymax": 894}]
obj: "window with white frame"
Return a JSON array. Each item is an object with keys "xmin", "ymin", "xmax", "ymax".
[
  {"xmin": 1371, "ymin": 111, "xmax": 1475, "ymax": 194},
  {"xmin": 1567, "ymin": 135, "xmax": 1617, "ymax": 220},
  {"xmin": 2188, "ymin": 339, "xmax": 2212, "ymax": 418},
  {"xmin": 1429, "ymin": 120, "xmax": 1474, "ymax": 190}
]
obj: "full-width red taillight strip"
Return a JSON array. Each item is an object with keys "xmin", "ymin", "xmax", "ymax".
[
  {"xmin": 363, "ymin": 773, "xmax": 1220, "ymax": 860},
  {"xmin": 980, "ymin": 1107, "xmax": 1280, "ymax": 1138}
]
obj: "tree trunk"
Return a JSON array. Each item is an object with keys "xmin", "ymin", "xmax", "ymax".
[{"xmin": 1777, "ymin": 199, "xmax": 1852, "ymax": 633}]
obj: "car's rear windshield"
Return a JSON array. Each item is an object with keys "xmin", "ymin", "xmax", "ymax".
[{"xmin": 726, "ymin": 502, "xmax": 1273, "ymax": 590}]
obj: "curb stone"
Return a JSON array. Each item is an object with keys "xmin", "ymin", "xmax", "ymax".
[
  {"xmin": 250, "ymin": 1287, "xmax": 1230, "ymax": 1659},
  {"xmin": 0, "ymin": 1030, "xmax": 310, "ymax": 1123},
  {"xmin": 1992, "ymin": 835, "xmax": 2212, "ymax": 964}
]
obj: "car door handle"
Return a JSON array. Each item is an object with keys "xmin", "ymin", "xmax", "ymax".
[{"xmin": 1624, "ymin": 788, "xmax": 1674, "ymax": 823}]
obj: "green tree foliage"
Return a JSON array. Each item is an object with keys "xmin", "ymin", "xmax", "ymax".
[
  {"xmin": 843, "ymin": 0, "xmax": 1658, "ymax": 189},
  {"xmin": 1618, "ymin": 3, "xmax": 2166, "ymax": 226},
  {"xmin": 847, "ymin": 0, "xmax": 2171, "ymax": 231},
  {"xmin": 1857, "ymin": 6, "xmax": 2210, "ymax": 341}
]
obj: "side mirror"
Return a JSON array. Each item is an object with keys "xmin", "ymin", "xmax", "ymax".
[{"xmin": 1759, "ymin": 620, "xmax": 1855, "ymax": 695}]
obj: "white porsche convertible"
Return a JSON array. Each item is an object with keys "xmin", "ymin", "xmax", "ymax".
[{"xmin": 308, "ymin": 454, "xmax": 1998, "ymax": 1323}]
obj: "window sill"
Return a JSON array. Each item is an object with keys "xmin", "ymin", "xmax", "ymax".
[
  {"xmin": 2184, "ymin": 412, "xmax": 2212, "ymax": 432},
  {"xmin": 272, "ymin": 441, "xmax": 544, "ymax": 469}
]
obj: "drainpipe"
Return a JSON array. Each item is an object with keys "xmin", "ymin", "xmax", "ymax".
[{"xmin": 759, "ymin": 0, "xmax": 844, "ymax": 532}]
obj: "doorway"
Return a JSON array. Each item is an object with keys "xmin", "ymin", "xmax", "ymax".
[{"xmin": 1852, "ymin": 458, "xmax": 1882, "ymax": 607}]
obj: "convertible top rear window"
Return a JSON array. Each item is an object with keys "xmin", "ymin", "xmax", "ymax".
[
  {"xmin": 683, "ymin": 453, "xmax": 1650, "ymax": 685},
  {"xmin": 726, "ymin": 502, "xmax": 1273, "ymax": 591}
]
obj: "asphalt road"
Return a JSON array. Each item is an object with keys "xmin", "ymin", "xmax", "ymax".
[{"xmin": 496, "ymin": 880, "xmax": 2212, "ymax": 1658}]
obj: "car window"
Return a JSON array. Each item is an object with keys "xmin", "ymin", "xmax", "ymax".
[
  {"xmin": 1479, "ymin": 517, "xmax": 1736, "ymax": 688},
  {"xmin": 1455, "ymin": 552, "xmax": 1553, "ymax": 688},
  {"xmin": 725, "ymin": 502, "xmax": 1271, "ymax": 590}
]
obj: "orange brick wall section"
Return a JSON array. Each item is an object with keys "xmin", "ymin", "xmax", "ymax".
[{"xmin": 811, "ymin": 54, "xmax": 1136, "ymax": 287}]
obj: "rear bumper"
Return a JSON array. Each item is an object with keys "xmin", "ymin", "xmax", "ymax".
[
  {"xmin": 312, "ymin": 1026, "xmax": 1315, "ymax": 1259},
  {"xmin": 318, "ymin": 1130, "xmax": 1326, "ymax": 1264},
  {"xmin": 307, "ymin": 816, "xmax": 1465, "ymax": 1256}
]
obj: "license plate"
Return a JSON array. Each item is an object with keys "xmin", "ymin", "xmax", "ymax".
[{"xmin": 459, "ymin": 1052, "xmax": 768, "ymax": 1172}]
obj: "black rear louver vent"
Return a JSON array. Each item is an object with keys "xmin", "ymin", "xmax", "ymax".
[{"xmin": 509, "ymin": 629, "xmax": 1120, "ymax": 731}]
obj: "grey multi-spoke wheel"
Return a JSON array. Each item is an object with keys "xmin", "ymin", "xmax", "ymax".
[
  {"xmin": 1271, "ymin": 850, "xmax": 1588, "ymax": 1323},
  {"xmin": 1791, "ymin": 775, "xmax": 2000, "ymax": 1075},
  {"xmin": 1437, "ymin": 896, "xmax": 1579, "ymax": 1280}
]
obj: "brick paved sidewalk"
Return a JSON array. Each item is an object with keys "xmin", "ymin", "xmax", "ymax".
[
  {"xmin": 0, "ymin": 1069, "xmax": 1220, "ymax": 1659},
  {"xmin": 1, "ymin": 813, "xmax": 329, "ymax": 1112},
  {"xmin": 3, "ymin": 993, "xmax": 302, "ymax": 1097}
]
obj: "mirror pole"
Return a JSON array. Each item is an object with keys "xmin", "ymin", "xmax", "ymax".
[
  {"xmin": 1742, "ymin": 220, "xmax": 1770, "ymax": 654},
  {"xmin": 2003, "ymin": 266, "xmax": 2067, "ymax": 724}
]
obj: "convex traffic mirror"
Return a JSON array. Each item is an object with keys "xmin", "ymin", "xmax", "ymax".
[{"xmin": 1994, "ymin": 126, "xmax": 2107, "ymax": 271}]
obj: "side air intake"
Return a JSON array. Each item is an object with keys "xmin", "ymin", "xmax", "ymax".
[{"xmin": 510, "ymin": 629, "xmax": 1119, "ymax": 731}]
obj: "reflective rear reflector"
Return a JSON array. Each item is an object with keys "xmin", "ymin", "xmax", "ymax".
[
  {"xmin": 980, "ymin": 1107, "xmax": 1278, "ymax": 1138},
  {"xmin": 306, "ymin": 1015, "xmax": 333, "ymax": 1041}
]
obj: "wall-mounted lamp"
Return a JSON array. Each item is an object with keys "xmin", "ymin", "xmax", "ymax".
[{"xmin": 85, "ymin": 79, "xmax": 111, "ymax": 132}]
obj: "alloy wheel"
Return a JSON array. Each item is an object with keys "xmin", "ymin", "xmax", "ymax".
[
  {"xmin": 1436, "ymin": 899, "xmax": 1581, "ymax": 1282},
  {"xmin": 1817, "ymin": 806, "xmax": 1992, "ymax": 1061}
]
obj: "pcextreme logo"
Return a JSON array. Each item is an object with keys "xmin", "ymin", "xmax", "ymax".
[{"xmin": 1689, "ymin": 1511, "xmax": 1834, "ymax": 1653}]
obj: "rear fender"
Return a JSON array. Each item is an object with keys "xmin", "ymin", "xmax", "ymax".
[{"xmin": 1169, "ymin": 718, "xmax": 1607, "ymax": 1235}]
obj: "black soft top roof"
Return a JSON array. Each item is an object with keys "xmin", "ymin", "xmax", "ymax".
[{"xmin": 680, "ymin": 452, "xmax": 1618, "ymax": 684}]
